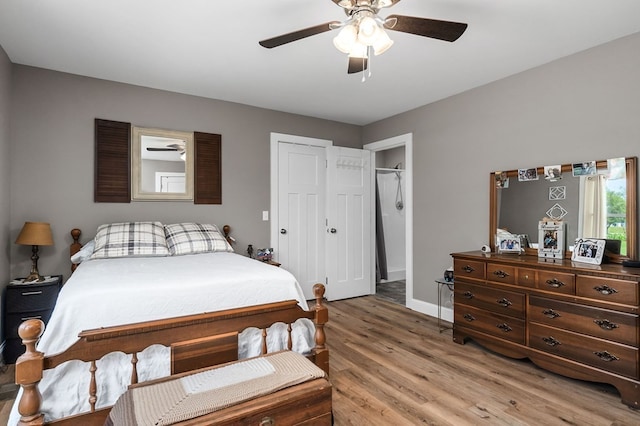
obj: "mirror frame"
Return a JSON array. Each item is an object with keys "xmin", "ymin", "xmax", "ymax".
[
  {"xmin": 131, "ymin": 126, "xmax": 194, "ymax": 201},
  {"xmin": 489, "ymin": 156, "xmax": 637, "ymax": 263}
]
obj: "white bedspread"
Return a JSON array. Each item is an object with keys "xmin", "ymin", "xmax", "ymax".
[{"xmin": 9, "ymin": 252, "xmax": 314, "ymax": 424}]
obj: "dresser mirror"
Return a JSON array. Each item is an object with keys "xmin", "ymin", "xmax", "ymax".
[
  {"xmin": 131, "ymin": 126, "xmax": 194, "ymax": 201},
  {"xmin": 489, "ymin": 157, "xmax": 637, "ymax": 262}
]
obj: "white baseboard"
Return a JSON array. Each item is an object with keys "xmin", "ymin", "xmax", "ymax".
[{"xmin": 407, "ymin": 298, "xmax": 453, "ymax": 324}]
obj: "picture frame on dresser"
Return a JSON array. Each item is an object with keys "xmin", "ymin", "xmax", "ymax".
[
  {"xmin": 538, "ymin": 220, "xmax": 564, "ymax": 259},
  {"xmin": 496, "ymin": 234, "xmax": 522, "ymax": 254},
  {"xmin": 572, "ymin": 238, "xmax": 606, "ymax": 264}
]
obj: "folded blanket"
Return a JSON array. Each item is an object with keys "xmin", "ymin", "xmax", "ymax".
[{"xmin": 105, "ymin": 351, "xmax": 325, "ymax": 426}]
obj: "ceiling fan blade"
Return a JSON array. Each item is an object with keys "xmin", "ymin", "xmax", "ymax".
[
  {"xmin": 347, "ymin": 57, "xmax": 368, "ymax": 74},
  {"xmin": 385, "ymin": 15, "xmax": 467, "ymax": 42},
  {"xmin": 147, "ymin": 147, "xmax": 178, "ymax": 151},
  {"xmin": 259, "ymin": 21, "xmax": 341, "ymax": 48}
]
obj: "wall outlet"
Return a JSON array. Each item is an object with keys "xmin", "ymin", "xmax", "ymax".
[{"xmin": 262, "ymin": 211, "xmax": 269, "ymax": 221}]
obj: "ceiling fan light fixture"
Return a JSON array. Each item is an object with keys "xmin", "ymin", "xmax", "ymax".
[
  {"xmin": 372, "ymin": 29, "xmax": 393, "ymax": 55},
  {"xmin": 376, "ymin": 0, "xmax": 393, "ymax": 8},
  {"xmin": 348, "ymin": 41, "xmax": 368, "ymax": 59},
  {"xmin": 333, "ymin": 24, "xmax": 358, "ymax": 53},
  {"xmin": 357, "ymin": 16, "xmax": 380, "ymax": 45}
]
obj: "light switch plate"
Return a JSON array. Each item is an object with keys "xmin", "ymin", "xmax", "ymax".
[{"xmin": 262, "ymin": 211, "xmax": 269, "ymax": 221}]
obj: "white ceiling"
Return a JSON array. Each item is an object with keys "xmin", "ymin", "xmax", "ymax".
[{"xmin": 1, "ymin": 0, "xmax": 639, "ymax": 125}]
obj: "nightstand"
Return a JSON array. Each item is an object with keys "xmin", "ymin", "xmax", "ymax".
[{"xmin": 3, "ymin": 275, "xmax": 62, "ymax": 363}]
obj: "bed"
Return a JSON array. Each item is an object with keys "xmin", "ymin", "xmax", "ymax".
[{"xmin": 10, "ymin": 222, "xmax": 328, "ymax": 425}]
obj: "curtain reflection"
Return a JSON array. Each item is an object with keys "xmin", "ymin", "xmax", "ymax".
[{"xmin": 580, "ymin": 175, "xmax": 608, "ymax": 238}]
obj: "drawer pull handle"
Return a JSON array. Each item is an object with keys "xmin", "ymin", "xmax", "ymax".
[
  {"xmin": 542, "ymin": 309, "xmax": 561, "ymax": 319},
  {"xmin": 21, "ymin": 315, "xmax": 43, "ymax": 321},
  {"xmin": 462, "ymin": 265, "xmax": 475, "ymax": 273},
  {"xmin": 496, "ymin": 323, "xmax": 512, "ymax": 332},
  {"xmin": 545, "ymin": 279, "xmax": 565, "ymax": 288},
  {"xmin": 496, "ymin": 298, "xmax": 512, "ymax": 308},
  {"xmin": 594, "ymin": 351, "xmax": 619, "ymax": 362},
  {"xmin": 593, "ymin": 285, "xmax": 618, "ymax": 296},
  {"xmin": 493, "ymin": 270, "xmax": 509, "ymax": 278},
  {"xmin": 542, "ymin": 336, "xmax": 561, "ymax": 347},
  {"xmin": 260, "ymin": 416, "xmax": 275, "ymax": 426},
  {"xmin": 463, "ymin": 313, "xmax": 475, "ymax": 322},
  {"xmin": 594, "ymin": 319, "xmax": 619, "ymax": 331},
  {"xmin": 21, "ymin": 291, "xmax": 43, "ymax": 296},
  {"xmin": 463, "ymin": 291, "xmax": 474, "ymax": 299}
]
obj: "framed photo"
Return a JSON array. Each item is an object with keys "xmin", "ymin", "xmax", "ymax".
[
  {"xmin": 538, "ymin": 220, "xmax": 565, "ymax": 259},
  {"xmin": 572, "ymin": 238, "xmax": 606, "ymax": 265},
  {"xmin": 497, "ymin": 234, "xmax": 522, "ymax": 254},
  {"xmin": 544, "ymin": 165, "xmax": 562, "ymax": 182},
  {"xmin": 256, "ymin": 248, "xmax": 273, "ymax": 262}
]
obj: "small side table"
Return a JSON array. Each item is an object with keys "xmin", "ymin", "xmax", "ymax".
[{"xmin": 435, "ymin": 278, "xmax": 454, "ymax": 333}]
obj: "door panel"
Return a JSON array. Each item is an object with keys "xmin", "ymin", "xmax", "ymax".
[
  {"xmin": 278, "ymin": 143, "xmax": 326, "ymax": 299},
  {"xmin": 326, "ymin": 147, "xmax": 371, "ymax": 300}
]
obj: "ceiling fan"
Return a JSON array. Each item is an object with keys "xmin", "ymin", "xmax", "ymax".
[
  {"xmin": 146, "ymin": 143, "xmax": 185, "ymax": 153},
  {"xmin": 146, "ymin": 142, "xmax": 186, "ymax": 160},
  {"xmin": 259, "ymin": 0, "xmax": 468, "ymax": 75}
]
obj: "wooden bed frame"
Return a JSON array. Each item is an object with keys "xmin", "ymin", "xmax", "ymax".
[{"xmin": 14, "ymin": 227, "xmax": 329, "ymax": 426}]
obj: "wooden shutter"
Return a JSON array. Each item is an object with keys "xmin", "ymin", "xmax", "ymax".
[
  {"xmin": 194, "ymin": 132, "xmax": 222, "ymax": 204},
  {"xmin": 94, "ymin": 119, "xmax": 131, "ymax": 203}
]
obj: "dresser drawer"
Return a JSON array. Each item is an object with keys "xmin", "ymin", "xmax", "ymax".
[
  {"xmin": 529, "ymin": 296, "xmax": 639, "ymax": 346},
  {"xmin": 455, "ymin": 281, "xmax": 525, "ymax": 318},
  {"xmin": 5, "ymin": 280, "xmax": 61, "ymax": 313},
  {"xmin": 576, "ymin": 275, "xmax": 638, "ymax": 306},
  {"xmin": 453, "ymin": 259, "xmax": 485, "ymax": 281},
  {"xmin": 455, "ymin": 304, "xmax": 525, "ymax": 344},
  {"xmin": 516, "ymin": 267, "xmax": 537, "ymax": 288},
  {"xmin": 536, "ymin": 270, "xmax": 575, "ymax": 295},
  {"xmin": 529, "ymin": 323, "xmax": 638, "ymax": 379},
  {"xmin": 487, "ymin": 264, "xmax": 516, "ymax": 285}
]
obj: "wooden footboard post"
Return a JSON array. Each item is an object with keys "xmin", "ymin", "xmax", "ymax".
[
  {"xmin": 16, "ymin": 319, "xmax": 46, "ymax": 426},
  {"xmin": 312, "ymin": 283, "xmax": 329, "ymax": 376}
]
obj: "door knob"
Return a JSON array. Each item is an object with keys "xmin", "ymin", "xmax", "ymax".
[
  {"xmin": 280, "ymin": 229, "xmax": 287, "ymax": 234},
  {"xmin": 329, "ymin": 228, "xmax": 337, "ymax": 234}
]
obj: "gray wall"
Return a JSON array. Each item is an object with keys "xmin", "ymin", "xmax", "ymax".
[
  {"xmin": 8, "ymin": 65, "xmax": 362, "ymax": 279},
  {"xmin": 0, "ymin": 45, "xmax": 11, "ymax": 284},
  {"xmin": 363, "ymin": 32, "xmax": 640, "ymax": 303}
]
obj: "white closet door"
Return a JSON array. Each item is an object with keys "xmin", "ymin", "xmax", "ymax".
[
  {"xmin": 325, "ymin": 146, "xmax": 372, "ymax": 301},
  {"xmin": 277, "ymin": 142, "xmax": 327, "ymax": 299}
]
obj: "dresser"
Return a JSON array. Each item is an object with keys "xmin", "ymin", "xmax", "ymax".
[
  {"xmin": 3, "ymin": 275, "xmax": 62, "ymax": 363},
  {"xmin": 451, "ymin": 252, "xmax": 640, "ymax": 408}
]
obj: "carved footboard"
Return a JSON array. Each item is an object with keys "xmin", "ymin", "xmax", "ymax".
[{"xmin": 15, "ymin": 284, "xmax": 328, "ymax": 426}]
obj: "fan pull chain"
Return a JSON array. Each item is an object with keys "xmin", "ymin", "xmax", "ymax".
[
  {"xmin": 368, "ymin": 46, "xmax": 372, "ymax": 78},
  {"xmin": 361, "ymin": 54, "xmax": 366, "ymax": 83}
]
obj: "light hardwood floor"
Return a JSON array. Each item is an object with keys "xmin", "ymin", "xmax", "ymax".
[
  {"xmin": 3, "ymin": 296, "xmax": 640, "ymax": 425},
  {"xmin": 327, "ymin": 295, "xmax": 640, "ymax": 425}
]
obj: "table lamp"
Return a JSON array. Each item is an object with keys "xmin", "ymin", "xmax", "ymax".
[{"xmin": 15, "ymin": 221, "xmax": 54, "ymax": 282}]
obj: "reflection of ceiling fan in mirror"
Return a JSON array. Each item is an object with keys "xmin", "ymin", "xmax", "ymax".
[
  {"xmin": 146, "ymin": 142, "xmax": 186, "ymax": 160},
  {"xmin": 259, "ymin": 0, "xmax": 468, "ymax": 75}
]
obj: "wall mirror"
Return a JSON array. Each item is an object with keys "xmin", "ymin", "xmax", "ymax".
[
  {"xmin": 490, "ymin": 157, "xmax": 637, "ymax": 262},
  {"xmin": 131, "ymin": 126, "xmax": 194, "ymax": 201}
]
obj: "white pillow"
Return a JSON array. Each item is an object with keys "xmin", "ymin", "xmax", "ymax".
[
  {"xmin": 164, "ymin": 223, "xmax": 234, "ymax": 256},
  {"xmin": 70, "ymin": 240, "xmax": 95, "ymax": 264},
  {"xmin": 90, "ymin": 221, "xmax": 170, "ymax": 259}
]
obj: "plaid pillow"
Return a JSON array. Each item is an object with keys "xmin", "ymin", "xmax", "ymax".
[
  {"xmin": 164, "ymin": 223, "xmax": 234, "ymax": 256},
  {"xmin": 90, "ymin": 222, "xmax": 169, "ymax": 259}
]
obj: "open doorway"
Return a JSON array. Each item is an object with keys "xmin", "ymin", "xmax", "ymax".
[{"xmin": 364, "ymin": 134, "xmax": 413, "ymax": 308}]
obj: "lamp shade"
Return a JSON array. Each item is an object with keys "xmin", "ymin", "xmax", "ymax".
[{"xmin": 15, "ymin": 222, "xmax": 54, "ymax": 246}]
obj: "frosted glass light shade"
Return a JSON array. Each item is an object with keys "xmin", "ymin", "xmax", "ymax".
[
  {"xmin": 373, "ymin": 29, "xmax": 393, "ymax": 55},
  {"xmin": 333, "ymin": 24, "xmax": 358, "ymax": 53},
  {"xmin": 357, "ymin": 16, "xmax": 380, "ymax": 45},
  {"xmin": 348, "ymin": 41, "xmax": 368, "ymax": 59}
]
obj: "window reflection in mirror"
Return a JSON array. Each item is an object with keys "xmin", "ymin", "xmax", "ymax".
[
  {"xmin": 131, "ymin": 127, "xmax": 194, "ymax": 201},
  {"xmin": 492, "ymin": 157, "xmax": 637, "ymax": 262}
]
